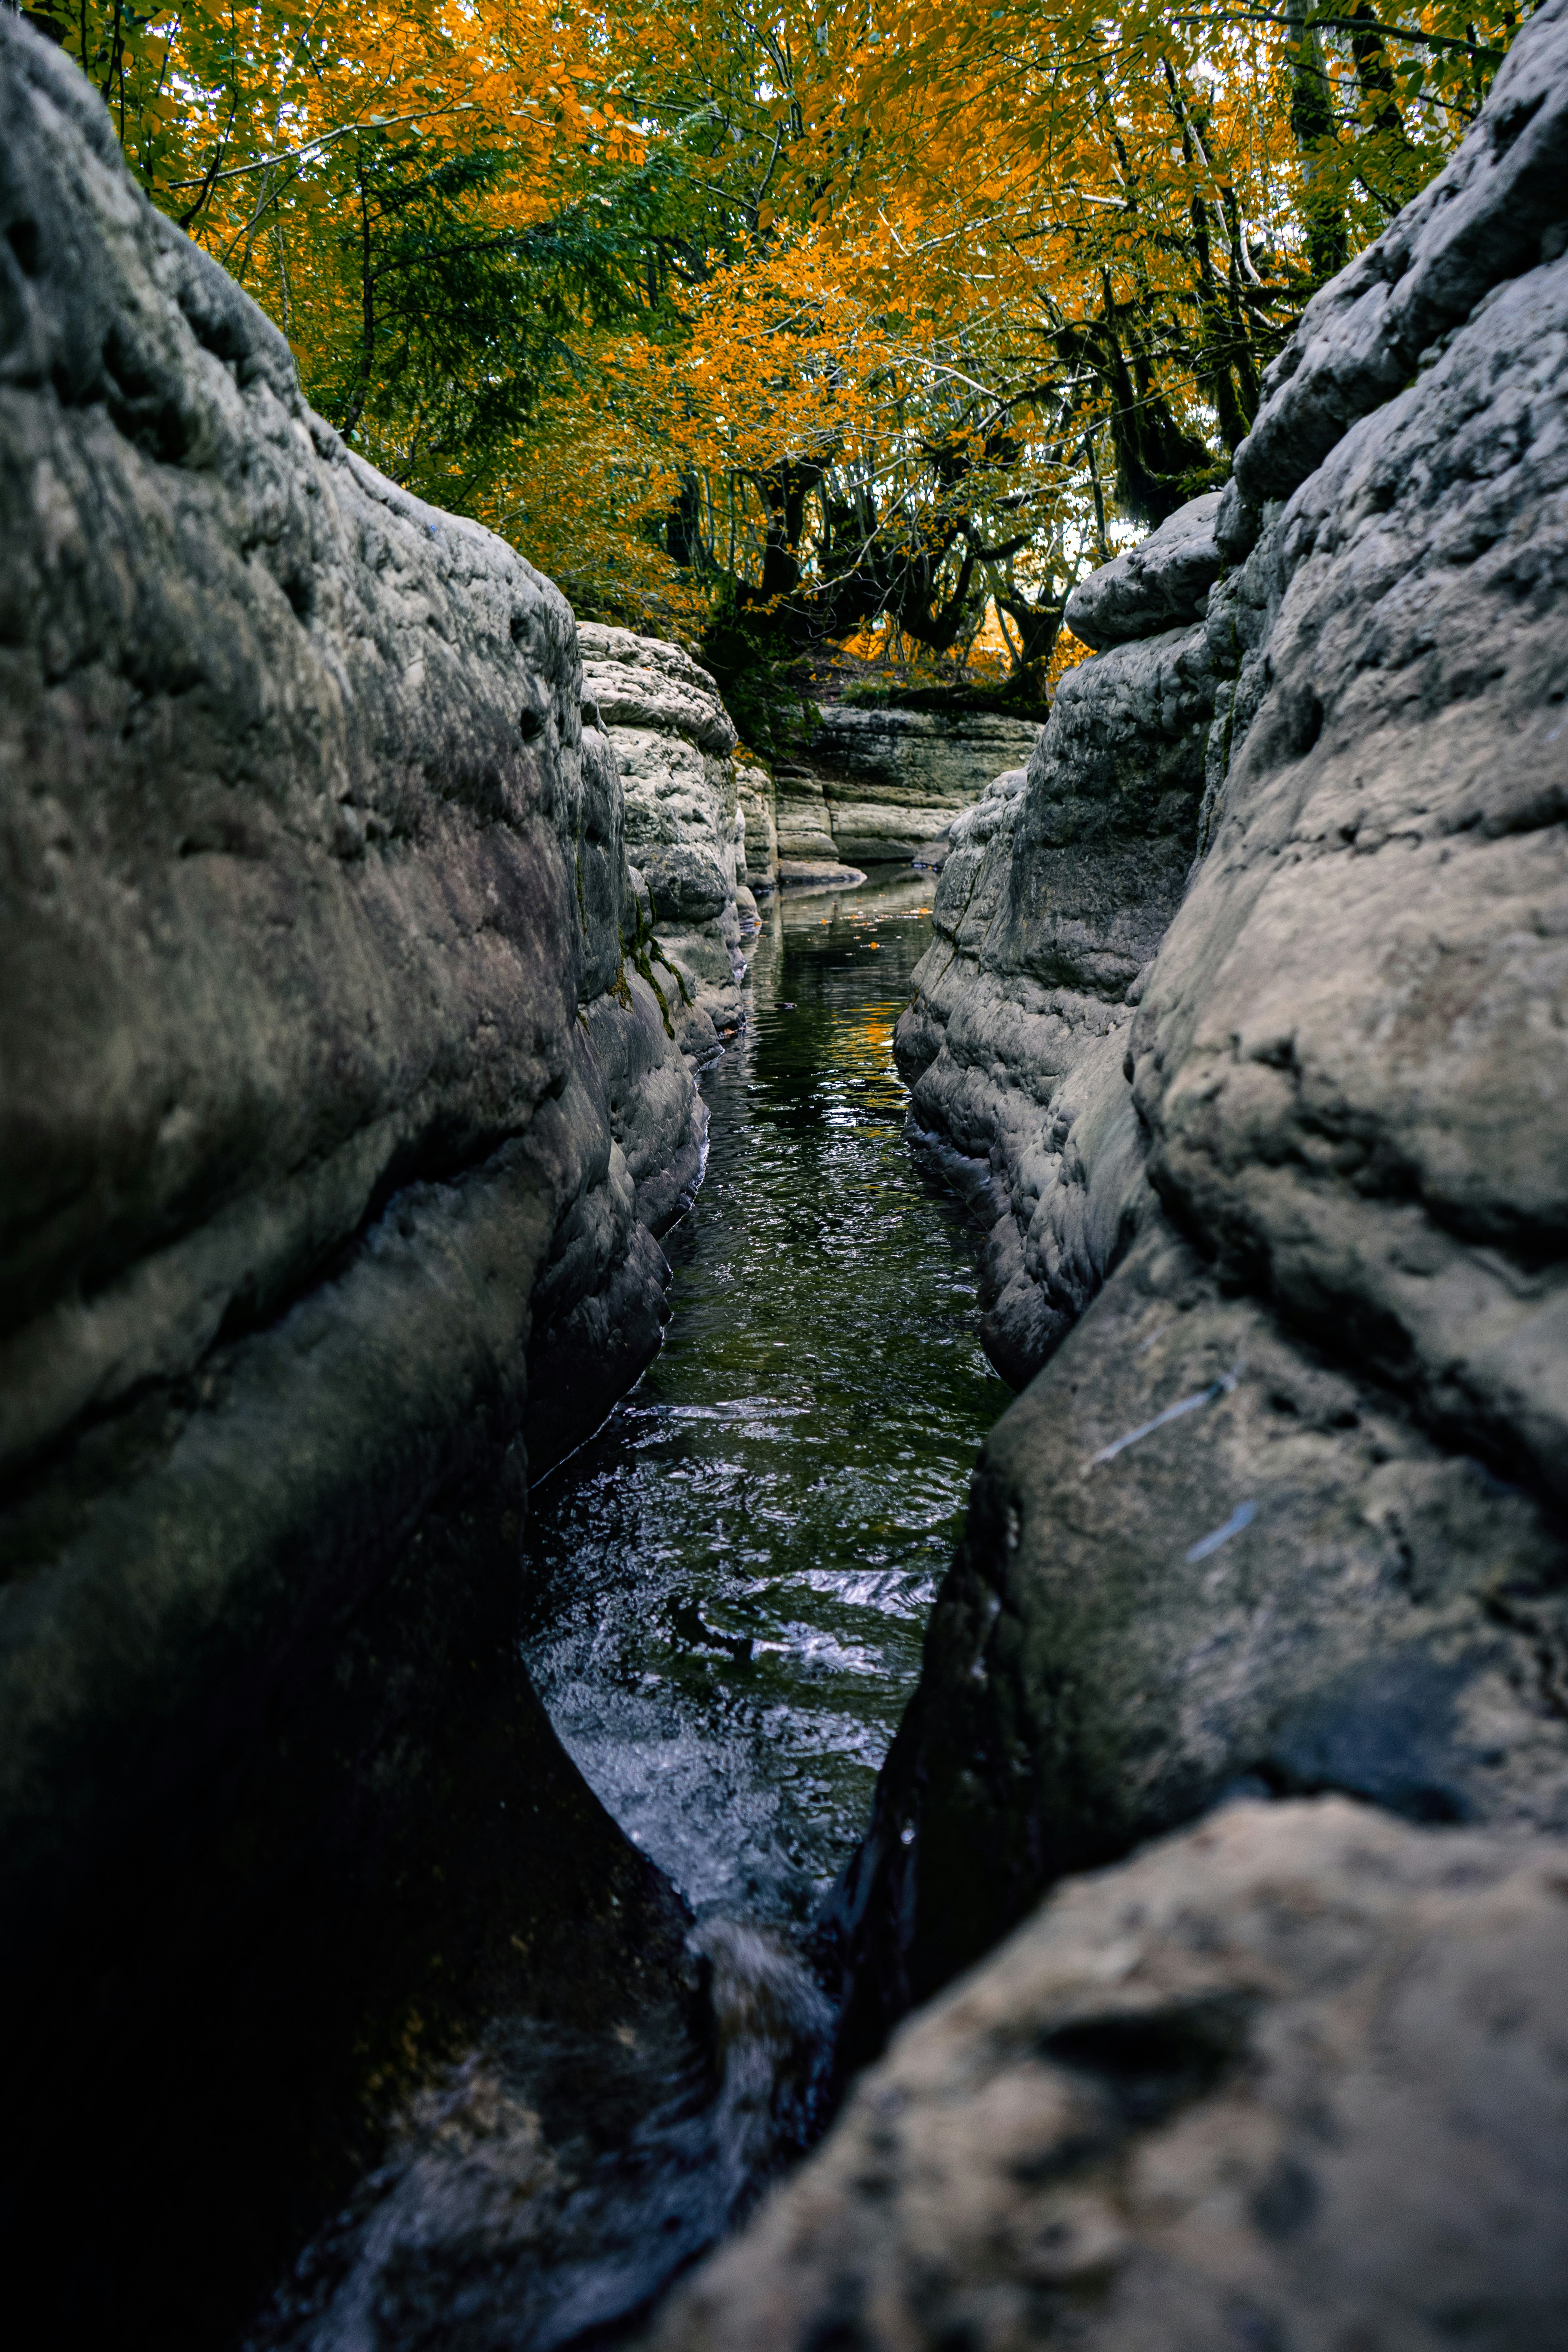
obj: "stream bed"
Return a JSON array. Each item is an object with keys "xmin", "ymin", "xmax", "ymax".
[{"xmin": 522, "ymin": 871, "xmax": 1010, "ymax": 1936}]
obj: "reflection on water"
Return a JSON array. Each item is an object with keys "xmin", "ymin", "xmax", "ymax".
[{"xmin": 522, "ymin": 872, "xmax": 1011, "ymax": 1932}]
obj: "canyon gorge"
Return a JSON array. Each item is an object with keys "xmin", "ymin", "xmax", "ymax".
[{"xmin": 2, "ymin": 7, "xmax": 1567, "ymax": 2349}]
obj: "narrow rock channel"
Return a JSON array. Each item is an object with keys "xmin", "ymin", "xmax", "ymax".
[
  {"xmin": 235, "ymin": 873, "xmax": 1011, "ymax": 2352},
  {"xmin": 523, "ymin": 874, "xmax": 1010, "ymax": 1931},
  {"xmin": 7, "ymin": 12, "xmax": 1568, "ymax": 2344}
]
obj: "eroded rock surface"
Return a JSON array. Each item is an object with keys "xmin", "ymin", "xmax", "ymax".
[
  {"xmin": 1063, "ymin": 490, "xmax": 1225, "ymax": 650},
  {"xmin": 0, "ymin": 18, "xmax": 705, "ymax": 2336},
  {"xmin": 895, "ymin": 616, "xmax": 1213, "ymax": 1385},
  {"xmin": 1140, "ymin": 223, "xmax": 1568, "ymax": 1517},
  {"xmin": 847, "ymin": 0, "xmax": 1568, "ymax": 2060},
  {"xmin": 649, "ymin": 1800, "xmax": 1568, "ymax": 2352},
  {"xmin": 691, "ymin": 14, "xmax": 1568, "ymax": 2333},
  {"xmin": 772, "ymin": 705, "xmax": 1042, "ymax": 871},
  {"xmin": 736, "ymin": 758, "xmax": 779, "ymax": 900},
  {"xmin": 579, "ymin": 621, "xmax": 748, "ymax": 1045},
  {"xmin": 812, "ymin": 702, "xmax": 1043, "ymax": 865},
  {"xmin": 834, "ymin": 1219, "xmax": 1568, "ymax": 2050}
]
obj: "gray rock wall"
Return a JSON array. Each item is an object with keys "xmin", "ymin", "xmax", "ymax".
[
  {"xmin": 0, "ymin": 20, "xmax": 707, "ymax": 2328},
  {"xmin": 654, "ymin": 12, "xmax": 1568, "ymax": 2335},
  {"xmin": 895, "ymin": 518, "xmax": 1218, "ymax": 1385},
  {"xmin": 814, "ymin": 702, "xmax": 1043, "ymax": 864},
  {"xmin": 579, "ymin": 622, "xmax": 750, "ymax": 1046},
  {"xmin": 844, "ymin": 0, "xmax": 1568, "ymax": 2051},
  {"xmin": 647, "ymin": 1800, "xmax": 1568, "ymax": 2352},
  {"xmin": 773, "ymin": 761, "xmax": 843, "ymax": 862},
  {"xmin": 774, "ymin": 705, "xmax": 1042, "ymax": 869},
  {"xmin": 736, "ymin": 758, "xmax": 779, "ymax": 900}
]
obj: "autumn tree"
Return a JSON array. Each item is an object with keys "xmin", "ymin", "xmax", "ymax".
[{"xmin": 38, "ymin": 0, "xmax": 1532, "ymax": 712}]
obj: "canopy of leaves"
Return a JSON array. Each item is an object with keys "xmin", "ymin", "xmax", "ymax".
[{"xmin": 35, "ymin": 1, "xmax": 1531, "ymax": 719}]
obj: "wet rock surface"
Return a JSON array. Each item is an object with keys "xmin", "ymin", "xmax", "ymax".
[
  {"xmin": 248, "ymin": 1921, "xmax": 831, "ymax": 2352},
  {"xmin": 648, "ymin": 1800, "xmax": 1568, "ymax": 2352},
  {"xmin": 777, "ymin": 857, "xmax": 868, "ymax": 890},
  {"xmin": 0, "ymin": 19, "xmax": 708, "ymax": 2340}
]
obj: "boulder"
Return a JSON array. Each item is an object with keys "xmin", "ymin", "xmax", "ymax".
[
  {"xmin": 648, "ymin": 1800, "xmax": 1568, "ymax": 2352},
  {"xmin": 832, "ymin": 1217, "xmax": 1568, "ymax": 2055},
  {"xmin": 580, "ymin": 623, "xmax": 739, "ymax": 755},
  {"xmin": 0, "ymin": 19, "xmax": 706, "ymax": 2335},
  {"xmin": 1062, "ymin": 491, "xmax": 1226, "ymax": 650}
]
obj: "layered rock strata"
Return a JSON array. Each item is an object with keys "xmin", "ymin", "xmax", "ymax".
[
  {"xmin": 773, "ymin": 705, "xmax": 1042, "ymax": 871},
  {"xmin": 579, "ymin": 622, "xmax": 750, "ymax": 1045},
  {"xmin": 773, "ymin": 760, "xmax": 844, "ymax": 863},
  {"xmin": 835, "ymin": 0, "xmax": 1568, "ymax": 2071},
  {"xmin": 737, "ymin": 757, "xmax": 779, "ymax": 900},
  {"xmin": 895, "ymin": 500, "xmax": 1221, "ymax": 1387},
  {"xmin": 649, "ymin": 1799, "xmax": 1568, "ymax": 2352},
  {"xmin": 814, "ymin": 702, "xmax": 1043, "ymax": 865},
  {"xmin": 0, "ymin": 19, "xmax": 706, "ymax": 2333}
]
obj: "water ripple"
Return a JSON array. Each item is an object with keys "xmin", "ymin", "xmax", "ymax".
[{"xmin": 521, "ymin": 876, "xmax": 1010, "ymax": 1929}]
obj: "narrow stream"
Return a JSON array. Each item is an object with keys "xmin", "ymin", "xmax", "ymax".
[
  {"xmin": 522, "ymin": 872, "xmax": 1010, "ymax": 1936},
  {"xmin": 246, "ymin": 872, "xmax": 1010, "ymax": 2352}
]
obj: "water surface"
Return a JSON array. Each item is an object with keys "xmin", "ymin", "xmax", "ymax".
[{"xmin": 522, "ymin": 872, "xmax": 1010, "ymax": 1933}]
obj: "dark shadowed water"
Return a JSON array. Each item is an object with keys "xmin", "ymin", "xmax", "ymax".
[
  {"xmin": 242, "ymin": 874, "xmax": 1010, "ymax": 2352},
  {"xmin": 521, "ymin": 871, "xmax": 1010, "ymax": 1935}
]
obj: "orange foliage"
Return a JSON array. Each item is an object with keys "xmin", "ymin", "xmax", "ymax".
[{"xmin": 52, "ymin": 1, "xmax": 1529, "ymax": 656}]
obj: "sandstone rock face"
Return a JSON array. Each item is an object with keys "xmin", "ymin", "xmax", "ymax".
[
  {"xmin": 579, "ymin": 622, "xmax": 747, "ymax": 1045},
  {"xmin": 773, "ymin": 706, "xmax": 1042, "ymax": 869},
  {"xmin": 649, "ymin": 1800, "xmax": 1568, "ymax": 2352},
  {"xmin": 895, "ymin": 615, "xmax": 1214, "ymax": 1386},
  {"xmin": 0, "ymin": 21, "xmax": 705, "ymax": 2332},
  {"xmin": 802, "ymin": 1, "xmax": 1568, "ymax": 2303},
  {"xmin": 1063, "ymin": 491, "xmax": 1226, "ymax": 650},
  {"xmin": 736, "ymin": 758, "xmax": 779, "ymax": 898}
]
